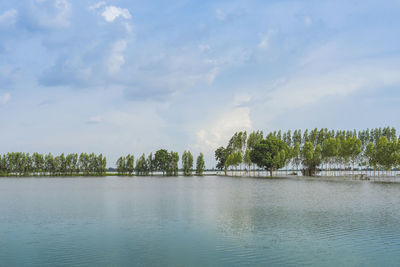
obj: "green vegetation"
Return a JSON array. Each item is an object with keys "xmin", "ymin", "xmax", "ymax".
[
  {"xmin": 154, "ymin": 149, "xmax": 179, "ymax": 176},
  {"xmin": 182, "ymin": 150, "xmax": 194, "ymax": 176},
  {"xmin": 2, "ymin": 126, "xmax": 399, "ymax": 179},
  {"xmin": 196, "ymin": 153, "xmax": 205, "ymax": 176},
  {"xmin": 0, "ymin": 152, "xmax": 106, "ymax": 176},
  {"xmin": 216, "ymin": 127, "xmax": 400, "ymax": 177},
  {"xmin": 250, "ymin": 135, "xmax": 289, "ymax": 177},
  {"xmin": 0, "ymin": 149, "xmax": 205, "ymax": 177}
]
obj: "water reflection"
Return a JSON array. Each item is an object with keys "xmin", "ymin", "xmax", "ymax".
[{"xmin": 0, "ymin": 177, "xmax": 400, "ymax": 266}]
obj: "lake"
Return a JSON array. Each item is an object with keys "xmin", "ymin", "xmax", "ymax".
[{"xmin": 1, "ymin": 176, "xmax": 400, "ymax": 266}]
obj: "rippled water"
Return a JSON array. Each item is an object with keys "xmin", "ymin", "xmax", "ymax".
[{"xmin": 1, "ymin": 176, "xmax": 400, "ymax": 266}]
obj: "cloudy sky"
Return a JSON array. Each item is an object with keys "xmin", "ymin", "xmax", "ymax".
[{"xmin": 1, "ymin": 0, "xmax": 400, "ymax": 167}]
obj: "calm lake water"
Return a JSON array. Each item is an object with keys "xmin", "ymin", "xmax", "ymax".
[{"xmin": 1, "ymin": 176, "xmax": 400, "ymax": 266}]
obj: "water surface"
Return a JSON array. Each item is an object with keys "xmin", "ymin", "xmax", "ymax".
[{"xmin": 1, "ymin": 176, "xmax": 400, "ymax": 266}]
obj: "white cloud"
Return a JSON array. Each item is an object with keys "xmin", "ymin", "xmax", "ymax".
[
  {"xmin": 91, "ymin": 4, "xmax": 133, "ymax": 34},
  {"xmin": 0, "ymin": 9, "xmax": 18, "ymax": 27},
  {"xmin": 123, "ymin": 45, "xmax": 250, "ymax": 101},
  {"xmin": 0, "ymin": 93, "xmax": 11, "ymax": 105},
  {"xmin": 253, "ymin": 58, "xmax": 400, "ymax": 126},
  {"xmin": 29, "ymin": 0, "xmax": 71, "ymax": 28},
  {"xmin": 101, "ymin": 6, "xmax": 132, "ymax": 22},
  {"xmin": 270, "ymin": 65, "xmax": 400, "ymax": 107},
  {"xmin": 234, "ymin": 92, "xmax": 252, "ymax": 107},
  {"xmin": 123, "ymin": 22, "xmax": 133, "ymax": 33},
  {"xmin": 107, "ymin": 40, "xmax": 127, "ymax": 74},
  {"xmin": 89, "ymin": 1, "xmax": 106, "ymax": 10},
  {"xmin": 193, "ymin": 107, "xmax": 252, "ymax": 153},
  {"xmin": 258, "ymin": 29, "xmax": 275, "ymax": 49},
  {"xmin": 53, "ymin": 0, "xmax": 71, "ymax": 27}
]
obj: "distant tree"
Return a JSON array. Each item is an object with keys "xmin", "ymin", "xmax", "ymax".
[
  {"xmin": 322, "ymin": 138, "xmax": 339, "ymax": 176},
  {"xmin": 243, "ymin": 149, "xmax": 251, "ymax": 174},
  {"xmin": 154, "ymin": 149, "xmax": 170, "ymax": 176},
  {"xmin": 45, "ymin": 153, "xmax": 55, "ymax": 176},
  {"xmin": 96, "ymin": 154, "xmax": 106, "ymax": 175},
  {"xmin": 116, "ymin": 156, "xmax": 126, "ymax": 175},
  {"xmin": 126, "ymin": 154, "xmax": 135, "ymax": 175},
  {"xmin": 196, "ymin": 153, "xmax": 205, "ymax": 176},
  {"xmin": 232, "ymin": 151, "xmax": 242, "ymax": 176},
  {"xmin": 375, "ymin": 136, "xmax": 399, "ymax": 176},
  {"xmin": 182, "ymin": 150, "xmax": 194, "ymax": 176},
  {"xmin": 215, "ymin": 146, "xmax": 230, "ymax": 175},
  {"xmin": 301, "ymin": 142, "xmax": 322, "ymax": 176},
  {"xmin": 169, "ymin": 151, "xmax": 179, "ymax": 176},
  {"xmin": 136, "ymin": 153, "xmax": 149, "ymax": 176},
  {"xmin": 250, "ymin": 135, "xmax": 289, "ymax": 177},
  {"xmin": 147, "ymin": 153, "xmax": 154, "ymax": 175},
  {"xmin": 33, "ymin": 152, "xmax": 44, "ymax": 176},
  {"xmin": 72, "ymin": 153, "xmax": 79, "ymax": 175},
  {"xmin": 291, "ymin": 142, "xmax": 301, "ymax": 173},
  {"xmin": 23, "ymin": 153, "xmax": 33, "ymax": 176},
  {"xmin": 225, "ymin": 153, "xmax": 234, "ymax": 176}
]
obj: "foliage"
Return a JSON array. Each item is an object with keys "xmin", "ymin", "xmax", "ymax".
[
  {"xmin": 249, "ymin": 135, "xmax": 289, "ymax": 176},
  {"xmin": 217, "ymin": 126, "xmax": 399, "ymax": 177},
  {"xmin": 135, "ymin": 154, "xmax": 149, "ymax": 176},
  {"xmin": 154, "ymin": 149, "xmax": 171, "ymax": 176},
  {"xmin": 215, "ymin": 146, "xmax": 230, "ymax": 175},
  {"xmin": 196, "ymin": 153, "xmax": 205, "ymax": 176},
  {"xmin": 182, "ymin": 150, "xmax": 194, "ymax": 176},
  {"xmin": 0, "ymin": 152, "xmax": 106, "ymax": 176}
]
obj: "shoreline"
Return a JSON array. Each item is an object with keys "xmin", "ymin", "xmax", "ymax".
[{"xmin": 1, "ymin": 174, "xmax": 399, "ymax": 183}]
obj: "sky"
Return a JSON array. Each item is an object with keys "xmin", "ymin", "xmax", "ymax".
[{"xmin": 1, "ymin": 0, "xmax": 400, "ymax": 167}]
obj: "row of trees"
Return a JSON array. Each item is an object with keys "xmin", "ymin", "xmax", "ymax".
[
  {"xmin": 116, "ymin": 150, "xmax": 205, "ymax": 176},
  {"xmin": 215, "ymin": 127, "xmax": 400, "ymax": 177},
  {"xmin": 0, "ymin": 152, "xmax": 107, "ymax": 176}
]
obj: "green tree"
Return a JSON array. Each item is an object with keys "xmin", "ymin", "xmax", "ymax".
[
  {"xmin": 116, "ymin": 156, "xmax": 125, "ymax": 175},
  {"xmin": 215, "ymin": 146, "xmax": 230, "ymax": 175},
  {"xmin": 126, "ymin": 154, "xmax": 135, "ymax": 175},
  {"xmin": 100, "ymin": 154, "xmax": 107, "ymax": 175},
  {"xmin": 182, "ymin": 150, "xmax": 194, "ymax": 176},
  {"xmin": 169, "ymin": 151, "xmax": 179, "ymax": 176},
  {"xmin": 375, "ymin": 136, "xmax": 399, "ymax": 177},
  {"xmin": 196, "ymin": 152, "xmax": 205, "ymax": 176},
  {"xmin": 232, "ymin": 151, "xmax": 242, "ymax": 176},
  {"xmin": 154, "ymin": 149, "xmax": 170, "ymax": 176},
  {"xmin": 136, "ymin": 153, "xmax": 149, "ymax": 176},
  {"xmin": 225, "ymin": 153, "xmax": 234, "ymax": 176},
  {"xmin": 147, "ymin": 153, "xmax": 154, "ymax": 175},
  {"xmin": 301, "ymin": 142, "xmax": 322, "ymax": 176},
  {"xmin": 322, "ymin": 138, "xmax": 339, "ymax": 176},
  {"xmin": 365, "ymin": 142, "xmax": 376, "ymax": 176},
  {"xmin": 32, "ymin": 152, "xmax": 44, "ymax": 176},
  {"xmin": 71, "ymin": 153, "xmax": 79, "ymax": 175},
  {"xmin": 243, "ymin": 149, "xmax": 251, "ymax": 175},
  {"xmin": 45, "ymin": 153, "xmax": 55, "ymax": 176},
  {"xmin": 292, "ymin": 142, "xmax": 301, "ymax": 174},
  {"xmin": 79, "ymin": 153, "xmax": 89, "ymax": 175},
  {"xmin": 250, "ymin": 135, "xmax": 289, "ymax": 177}
]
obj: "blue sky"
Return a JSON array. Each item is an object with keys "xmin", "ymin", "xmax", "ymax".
[{"xmin": 1, "ymin": 0, "xmax": 400, "ymax": 167}]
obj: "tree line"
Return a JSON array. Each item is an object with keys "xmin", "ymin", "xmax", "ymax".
[
  {"xmin": 116, "ymin": 149, "xmax": 205, "ymax": 176},
  {"xmin": 0, "ymin": 152, "xmax": 107, "ymax": 176},
  {"xmin": 0, "ymin": 149, "xmax": 206, "ymax": 177},
  {"xmin": 215, "ymin": 127, "xmax": 400, "ymax": 177}
]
